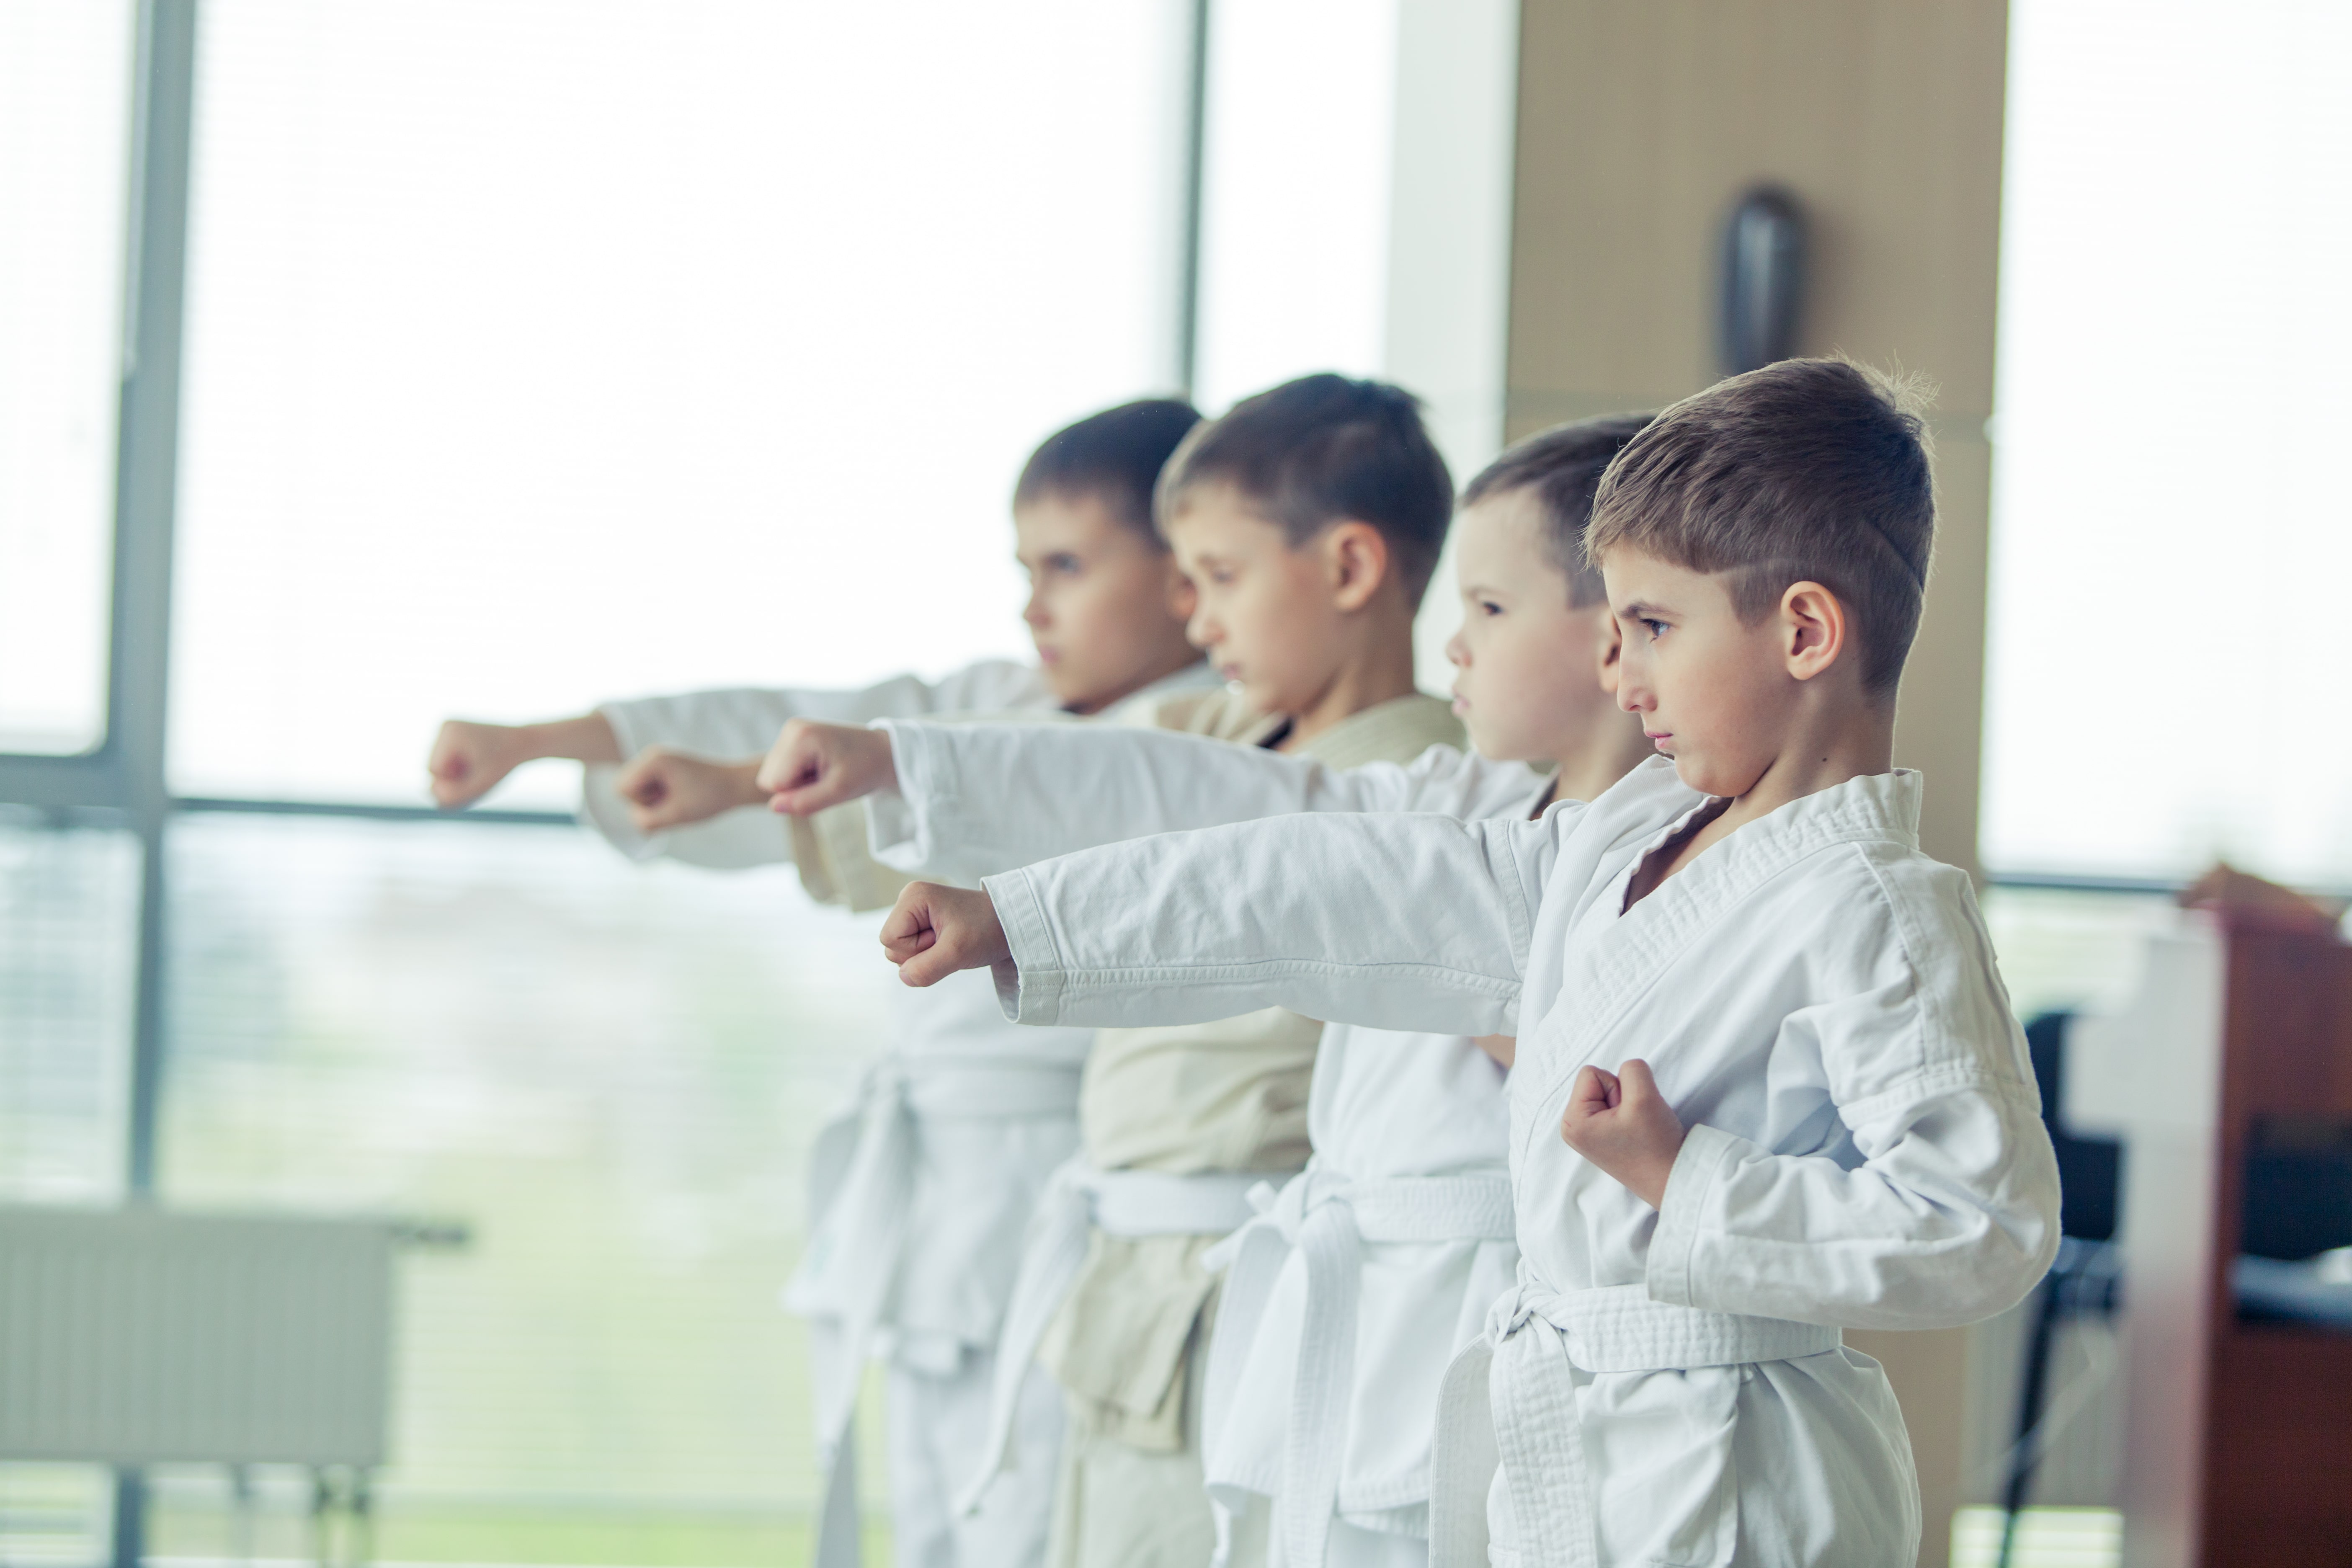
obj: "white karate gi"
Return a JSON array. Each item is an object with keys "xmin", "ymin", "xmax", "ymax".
[
  {"xmin": 582, "ymin": 658, "xmax": 1219, "ymax": 1568},
  {"xmin": 958, "ymin": 756, "xmax": 2063, "ymax": 1567},
  {"xmin": 867, "ymin": 723, "xmax": 1553, "ymax": 1566},
  {"xmin": 941, "ymin": 690, "xmax": 1466, "ymax": 1568}
]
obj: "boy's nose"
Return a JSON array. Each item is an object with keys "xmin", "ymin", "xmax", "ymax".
[{"xmin": 1444, "ymin": 628, "xmax": 1468, "ymax": 668}]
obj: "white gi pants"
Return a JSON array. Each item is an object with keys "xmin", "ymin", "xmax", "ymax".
[
  {"xmin": 1202, "ymin": 1167, "xmax": 1517, "ymax": 1568},
  {"xmin": 790, "ymin": 1057, "xmax": 1083, "ymax": 1568},
  {"xmin": 889, "ymin": 1348, "xmax": 1065, "ymax": 1568},
  {"xmin": 960, "ymin": 1158, "xmax": 1270, "ymax": 1558},
  {"xmin": 1433, "ymin": 1284, "xmax": 1915, "ymax": 1568}
]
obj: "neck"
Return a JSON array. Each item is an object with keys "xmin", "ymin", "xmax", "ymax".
[
  {"xmin": 1548, "ymin": 708, "xmax": 1658, "ymax": 807},
  {"xmin": 1718, "ymin": 698, "xmax": 1897, "ymax": 835},
  {"xmin": 1280, "ymin": 635, "xmax": 1420, "ymax": 750},
  {"xmin": 1067, "ymin": 647, "xmax": 1207, "ymax": 717},
  {"xmin": 1628, "ymin": 697, "xmax": 1896, "ymax": 905}
]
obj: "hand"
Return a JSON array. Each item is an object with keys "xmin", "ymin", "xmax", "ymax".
[
  {"xmin": 428, "ymin": 720, "xmax": 530, "ymax": 808},
  {"xmin": 1559, "ymin": 1058, "xmax": 1686, "ymax": 1208},
  {"xmin": 428, "ymin": 713, "xmax": 620, "ymax": 808},
  {"xmin": 879, "ymin": 881, "xmax": 1010, "ymax": 988},
  {"xmin": 756, "ymin": 718, "xmax": 898, "ymax": 816},
  {"xmin": 612, "ymin": 746, "xmax": 765, "ymax": 833}
]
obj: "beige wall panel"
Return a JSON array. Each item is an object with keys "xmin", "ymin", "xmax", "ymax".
[
  {"xmin": 1507, "ymin": 5, "xmax": 2013, "ymax": 1564},
  {"xmin": 1509, "ymin": 0, "xmax": 2006, "ymax": 412},
  {"xmin": 1903, "ymin": 433, "xmax": 1990, "ymax": 873},
  {"xmin": 1509, "ymin": 0, "xmax": 2007, "ymax": 877}
]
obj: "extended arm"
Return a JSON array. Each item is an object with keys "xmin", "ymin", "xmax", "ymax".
[
  {"xmin": 905, "ymin": 809, "xmax": 1557, "ymax": 1037},
  {"xmin": 428, "ymin": 713, "xmax": 622, "ymax": 805},
  {"xmin": 1645, "ymin": 872, "xmax": 2063, "ymax": 1330},
  {"xmin": 864, "ymin": 718, "xmax": 1543, "ymax": 884},
  {"xmin": 570, "ymin": 663, "xmax": 1048, "ymax": 867}
]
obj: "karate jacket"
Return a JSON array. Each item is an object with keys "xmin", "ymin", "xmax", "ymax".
[{"xmin": 957, "ymin": 754, "xmax": 2063, "ymax": 1566}]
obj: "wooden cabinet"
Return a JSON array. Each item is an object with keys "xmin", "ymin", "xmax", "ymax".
[{"xmin": 2067, "ymin": 915, "xmax": 2352, "ymax": 1567}]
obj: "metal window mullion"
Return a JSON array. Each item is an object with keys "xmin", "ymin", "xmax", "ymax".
[
  {"xmin": 1176, "ymin": 0, "xmax": 1210, "ymax": 400},
  {"xmin": 113, "ymin": 0, "xmax": 199, "ymax": 1203},
  {"xmin": 103, "ymin": 8, "xmax": 199, "ymax": 1568}
]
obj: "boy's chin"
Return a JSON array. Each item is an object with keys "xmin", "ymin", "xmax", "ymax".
[
  {"xmin": 1042, "ymin": 669, "xmax": 1108, "ymax": 711},
  {"xmin": 1665, "ymin": 753, "xmax": 1713, "ymax": 791},
  {"xmin": 1669, "ymin": 752, "xmax": 1751, "ymax": 799},
  {"xmin": 1462, "ymin": 720, "xmax": 1535, "ymax": 766}
]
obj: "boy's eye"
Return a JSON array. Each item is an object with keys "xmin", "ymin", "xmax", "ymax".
[
  {"xmin": 1479, "ymin": 599, "xmax": 1504, "ymax": 618},
  {"xmin": 1642, "ymin": 617, "xmax": 1670, "ymax": 640},
  {"xmin": 1049, "ymin": 553, "xmax": 1081, "ymax": 575}
]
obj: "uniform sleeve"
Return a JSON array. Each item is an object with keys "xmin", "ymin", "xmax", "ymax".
[
  {"xmin": 583, "ymin": 661, "xmax": 1049, "ymax": 868},
  {"xmin": 980, "ymin": 809, "xmax": 1560, "ymax": 1037},
  {"xmin": 867, "ymin": 718, "xmax": 1543, "ymax": 884},
  {"xmin": 1645, "ymin": 857, "xmax": 2063, "ymax": 1330}
]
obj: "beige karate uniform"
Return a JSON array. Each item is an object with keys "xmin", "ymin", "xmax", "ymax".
[{"xmin": 1039, "ymin": 690, "xmax": 1465, "ymax": 1568}]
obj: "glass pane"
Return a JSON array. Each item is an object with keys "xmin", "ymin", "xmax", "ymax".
[
  {"xmin": 1980, "ymin": 885, "xmax": 2179, "ymax": 1024},
  {"xmin": 1193, "ymin": 0, "xmax": 1398, "ymax": 413},
  {"xmin": 1983, "ymin": 1, "xmax": 2352, "ymax": 885},
  {"xmin": 158, "ymin": 813, "xmax": 888, "ymax": 1559},
  {"xmin": 0, "ymin": 1465, "xmax": 113, "ymax": 1568},
  {"xmin": 171, "ymin": 1, "xmax": 1192, "ymax": 807},
  {"xmin": 0, "ymin": 2, "xmax": 132, "ymax": 755},
  {"xmin": 0, "ymin": 810, "xmax": 137, "ymax": 1202}
]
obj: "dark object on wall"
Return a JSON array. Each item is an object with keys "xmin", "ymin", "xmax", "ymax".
[{"xmin": 1718, "ymin": 187, "xmax": 1805, "ymax": 374}]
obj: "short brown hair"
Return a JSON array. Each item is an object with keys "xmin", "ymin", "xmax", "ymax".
[
  {"xmin": 1014, "ymin": 398, "xmax": 1203, "ymax": 546},
  {"xmin": 1585, "ymin": 358, "xmax": 1934, "ymax": 693},
  {"xmin": 1155, "ymin": 373, "xmax": 1454, "ymax": 605},
  {"xmin": 1461, "ymin": 414, "xmax": 1655, "ymax": 609}
]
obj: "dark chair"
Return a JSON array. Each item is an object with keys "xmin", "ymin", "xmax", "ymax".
[{"xmin": 1996, "ymin": 1012, "xmax": 2124, "ymax": 1568}]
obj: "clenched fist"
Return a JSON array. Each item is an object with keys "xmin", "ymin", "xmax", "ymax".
[
  {"xmin": 613, "ymin": 747, "xmax": 765, "ymax": 833},
  {"xmin": 879, "ymin": 880, "xmax": 1010, "ymax": 988},
  {"xmin": 756, "ymin": 719, "xmax": 898, "ymax": 816},
  {"xmin": 1558, "ymin": 1059, "xmax": 1686, "ymax": 1208},
  {"xmin": 427, "ymin": 713, "xmax": 620, "ymax": 809}
]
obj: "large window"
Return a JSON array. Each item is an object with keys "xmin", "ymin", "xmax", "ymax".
[
  {"xmin": 171, "ymin": 0, "xmax": 1194, "ymax": 807},
  {"xmin": 1191, "ymin": 0, "xmax": 1398, "ymax": 414},
  {"xmin": 1982, "ymin": 0, "xmax": 2352, "ymax": 889},
  {"xmin": 1, "ymin": 4, "xmax": 1200, "ymax": 1563},
  {"xmin": 0, "ymin": 2, "xmax": 132, "ymax": 755},
  {"xmin": 152, "ymin": 817, "xmax": 886, "ymax": 1556}
]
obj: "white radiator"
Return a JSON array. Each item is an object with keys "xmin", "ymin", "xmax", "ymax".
[{"xmin": 0, "ymin": 1205, "xmax": 393, "ymax": 1466}]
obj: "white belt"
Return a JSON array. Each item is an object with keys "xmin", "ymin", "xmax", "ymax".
[
  {"xmin": 956, "ymin": 1154, "xmax": 1269, "ymax": 1517},
  {"xmin": 781, "ymin": 1055, "xmax": 1081, "ymax": 1568},
  {"xmin": 1200, "ymin": 1166, "xmax": 1516, "ymax": 1568},
  {"xmin": 1428, "ymin": 1282, "xmax": 1843, "ymax": 1568}
]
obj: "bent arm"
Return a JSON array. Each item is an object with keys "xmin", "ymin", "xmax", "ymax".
[
  {"xmin": 587, "ymin": 662, "xmax": 1048, "ymax": 867},
  {"xmin": 981, "ymin": 810, "xmax": 1555, "ymax": 1036},
  {"xmin": 870, "ymin": 718, "xmax": 1543, "ymax": 883},
  {"xmin": 1646, "ymin": 878, "xmax": 2062, "ymax": 1330}
]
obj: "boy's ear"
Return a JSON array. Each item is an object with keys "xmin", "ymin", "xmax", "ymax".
[
  {"xmin": 1161, "ymin": 552, "xmax": 1197, "ymax": 623},
  {"xmin": 1779, "ymin": 580, "xmax": 1849, "ymax": 683},
  {"xmin": 1323, "ymin": 520, "xmax": 1391, "ymax": 612},
  {"xmin": 1593, "ymin": 609, "xmax": 1625, "ymax": 695}
]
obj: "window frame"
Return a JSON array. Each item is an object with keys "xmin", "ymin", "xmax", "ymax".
[{"xmin": 0, "ymin": 8, "xmax": 1205, "ymax": 1560}]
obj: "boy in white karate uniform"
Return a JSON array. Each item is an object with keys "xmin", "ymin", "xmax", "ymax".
[
  {"xmin": 847, "ymin": 375, "xmax": 1462, "ymax": 1568},
  {"xmin": 870, "ymin": 359, "xmax": 2064, "ymax": 1565},
  {"xmin": 425, "ymin": 399, "xmax": 1217, "ymax": 1568},
  {"xmin": 758, "ymin": 415, "xmax": 1663, "ymax": 1567}
]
